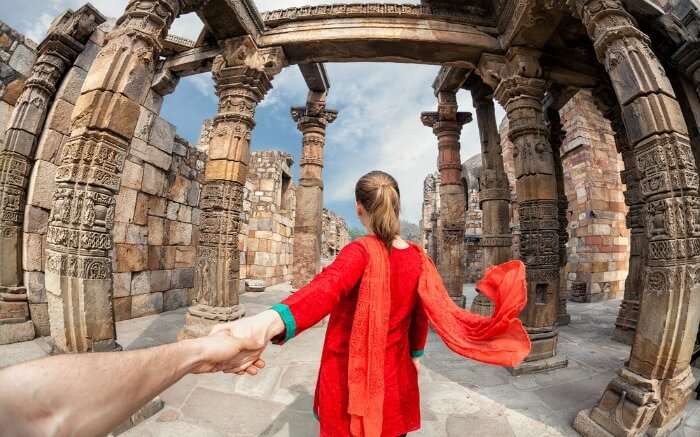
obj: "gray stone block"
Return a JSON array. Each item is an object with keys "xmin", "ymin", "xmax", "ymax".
[
  {"xmin": 131, "ymin": 271, "xmax": 151, "ymax": 295},
  {"xmin": 8, "ymin": 43, "xmax": 35, "ymax": 76},
  {"xmin": 131, "ymin": 292, "xmax": 163, "ymax": 318},
  {"xmin": 164, "ymin": 289, "xmax": 188, "ymax": 311},
  {"xmin": 24, "ymin": 271, "xmax": 46, "ymax": 303}
]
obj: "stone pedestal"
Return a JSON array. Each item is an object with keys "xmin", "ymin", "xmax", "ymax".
[
  {"xmin": 179, "ymin": 37, "xmax": 286, "ymax": 338},
  {"xmin": 0, "ymin": 5, "xmax": 104, "ymax": 345},
  {"xmin": 290, "ymin": 94, "xmax": 336, "ymax": 289},
  {"xmin": 494, "ymin": 47, "xmax": 567, "ymax": 374},
  {"xmin": 421, "ymin": 92, "xmax": 472, "ymax": 308},
  {"xmin": 470, "ymin": 80, "xmax": 512, "ymax": 316},
  {"xmin": 571, "ymin": 1, "xmax": 700, "ymax": 435}
]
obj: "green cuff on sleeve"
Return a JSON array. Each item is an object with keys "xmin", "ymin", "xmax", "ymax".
[
  {"xmin": 271, "ymin": 303, "xmax": 296, "ymax": 343},
  {"xmin": 411, "ymin": 349, "xmax": 425, "ymax": 358}
]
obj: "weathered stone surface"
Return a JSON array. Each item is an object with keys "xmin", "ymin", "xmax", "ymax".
[
  {"xmin": 150, "ymin": 270, "xmax": 171, "ymax": 292},
  {"xmin": 0, "ymin": 320, "xmax": 35, "ymax": 345},
  {"xmin": 26, "ymin": 161, "xmax": 56, "ymax": 209},
  {"xmin": 142, "ymin": 162, "xmax": 167, "ymax": 195},
  {"xmin": 29, "ymin": 303, "xmax": 49, "ymax": 336},
  {"xmin": 56, "ymin": 66, "xmax": 88, "ymax": 105},
  {"xmin": 113, "ymin": 296, "xmax": 132, "ymax": 322},
  {"xmin": 24, "ymin": 271, "xmax": 46, "ymax": 303},
  {"xmin": 113, "ymin": 272, "xmax": 131, "ymax": 298},
  {"xmin": 115, "ymin": 188, "xmax": 138, "ymax": 223},
  {"xmin": 172, "ymin": 268, "xmax": 194, "ymax": 289},
  {"xmin": 8, "ymin": 43, "xmax": 35, "ymax": 76},
  {"xmin": 116, "ymin": 244, "xmax": 148, "ymax": 273},
  {"xmin": 131, "ymin": 292, "xmax": 163, "ymax": 318},
  {"xmin": 23, "ymin": 205, "xmax": 48, "ymax": 234},
  {"xmin": 131, "ymin": 271, "xmax": 151, "ymax": 295},
  {"xmin": 168, "ymin": 221, "xmax": 192, "ymax": 246},
  {"xmin": 34, "ymin": 129, "xmax": 66, "ymax": 164},
  {"xmin": 121, "ymin": 159, "xmax": 144, "ymax": 190},
  {"xmin": 164, "ymin": 288, "xmax": 188, "ymax": 311}
]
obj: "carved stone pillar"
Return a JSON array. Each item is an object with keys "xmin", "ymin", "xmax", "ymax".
[
  {"xmin": 290, "ymin": 92, "xmax": 337, "ymax": 289},
  {"xmin": 179, "ymin": 37, "xmax": 286, "ymax": 339},
  {"xmin": 0, "ymin": 6, "xmax": 104, "ymax": 345},
  {"xmin": 572, "ymin": 1, "xmax": 700, "ymax": 436},
  {"xmin": 494, "ymin": 47, "xmax": 568, "ymax": 374},
  {"xmin": 421, "ymin": 91, "xmax": 472, "ymax": 307},
  {"xmin": 546, "ymin": 107, "xmax": 570, "ymax": 326},
  {"xmin": 595, "ymin": 85, "xmax": 646, "ymax": 346},
  {"xmin": 470, "ymin": 82, "xmax": 512, "ymax": 316},
  {"xmin": 44, "ymin": 0, "xmax": 180, "ymax": 353}
]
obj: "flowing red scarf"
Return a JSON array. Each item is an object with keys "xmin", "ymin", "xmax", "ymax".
[{"xmin": 347, "ymin": 236, "xmax": 530, "ymax": 437}]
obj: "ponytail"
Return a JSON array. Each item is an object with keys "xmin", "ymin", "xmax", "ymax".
[{"xmin": 355, "ymin": 171, "xmax": 401, "ymax": 248}]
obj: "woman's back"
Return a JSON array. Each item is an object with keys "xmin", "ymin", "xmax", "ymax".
[{"xmin": 274, "ymin": 240, "xmax": 428, "ymax": 437}]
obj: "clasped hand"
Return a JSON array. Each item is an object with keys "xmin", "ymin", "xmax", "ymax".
[{"xmin": 193, "ymin": 310, "xmax": 284, "ymax": 376}]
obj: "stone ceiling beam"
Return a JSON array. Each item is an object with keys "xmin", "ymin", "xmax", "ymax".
[
  {"xmin": 432, "ymin": 66, "xmax": 473, "ymax": 95},
  {"xmin": 196, "ymin": 0, "xmax": 264, "ymax": 42},
  {"xmin": 161, "ymin": 46, "xmax": 221, "ymax": 77},
  {"xmin": 298, "ymin": 63, "xmax": 330, "ymax": 94},
  {"xmin": 258, "ymin": 17, "xmax": 501, "ymax": 65}
]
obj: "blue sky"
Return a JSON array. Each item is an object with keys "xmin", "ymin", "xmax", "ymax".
[{"xmin": 4, "ymin": 0, "xmax": 505, "ymax": 228}]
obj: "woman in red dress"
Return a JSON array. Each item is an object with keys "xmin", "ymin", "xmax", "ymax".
[{"xmin": 212, "ymin": 171, "xmax": 530, "ymax": 437}]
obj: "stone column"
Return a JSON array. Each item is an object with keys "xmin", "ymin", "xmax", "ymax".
[
  {"xmin": 421, "ymin": 91, "xmax": 472, "ymax": 307},
  {"xmin": 179, "ymin": 37, "xmax": 286, "ymax": 339},
  {"xmin": 0, "ymin": 6, "xmax": 104, "ymax": 345},
  {"xmin": 494, "ymin": 47, "xmax": 568, "ymax": 374},
  {"xmin": 470, "ymin": 82, "xmax": 512, "ymax": 316},
  {"xmin": 546, "ymin": 107, "xmax": 570, "ymax": 326},
  {"xmin": 290, "ymin": 92, "xmax": 337, "ymax": 289},
  {"xmin": 595, "ymin": 86, "xmax": 646, "ymax": 345},
  {"xmin": 572, "ymin": 1, "xmax": 700, "ymax": 435},
  {"xmin": 44, "ymin": 0, "xmax": 182, "ymax": 353}
]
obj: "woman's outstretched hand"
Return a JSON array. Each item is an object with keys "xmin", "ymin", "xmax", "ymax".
[{"xmin": 209, "ymin": 310, "xmax": 285, "ymax": 375}]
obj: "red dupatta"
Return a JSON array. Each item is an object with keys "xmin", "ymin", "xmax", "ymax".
[{"xmin": 347, "ymin": 236, "xmax": 530, "ymax": 437}]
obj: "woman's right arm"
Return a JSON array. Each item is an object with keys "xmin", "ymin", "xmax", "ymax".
[
  {"xmin": 270, "ymin": 242, "xmax": 368, "ymax": 343},
  {"xmin": 211, "ymin": 242, "xmax": 368, "ymax": 346}
]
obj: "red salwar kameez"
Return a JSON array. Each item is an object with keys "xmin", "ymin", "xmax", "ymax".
[{"xmin": 271, "ymin": 236, "xmax": 530, "ymax": 437}]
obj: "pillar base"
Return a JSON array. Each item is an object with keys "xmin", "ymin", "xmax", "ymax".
[
  {"xmin": 0, "ymin": 319, "xmax": 35, "ymax": 345},
  {"xmin": 178, "ymin": 304, "xmax": 245, "ymax": 340},
  {"xmin": 0, "ymin": 286, "xmax": 36, "ymax": 344},
  {"xmin": 557, "ymin": 313, "xmax": 571, "ymax": 326},
  {"xmin": 451, "ymin": 295, "xmax": 466, "ymax": 308},
  {"xmin": 574, "ymin": 408, "xmax": 616, "ymax": 437},
  {"xmin": 612, "ymin": 327, "xmax": 636, "ymax": 345},
  {"xmin": 508, "ymin": 354, "xmax": 568, "ymax": 375},
  {"xmin": 470, "ymin": 293, "xmax": 494, "ymax": 316}
]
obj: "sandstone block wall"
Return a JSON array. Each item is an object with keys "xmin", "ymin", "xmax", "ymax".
[
  {"xmin": 21, "ymin": 21, "xmax": 206, "ymax": 332},
  {"xmin": 0, "ymin": 20, "xmax": 37, "ymax": 131},
  {"xmin": 559, "ymin": 90, "xmax": 629, "ymax": 302},
  {"xmin": 322, "ymin": 208, "xmax": 350, "ymax": 258},
  {"xmin": 499, "ymin": 89, "xmax": 629, "ymax": 302},
  {"xmin": 420, "ymin": 173, "xmax": 440, "ymax": 260},
  {"xmin": 240, "ymin": 151, "xmax": 296, "ymax": 287}
]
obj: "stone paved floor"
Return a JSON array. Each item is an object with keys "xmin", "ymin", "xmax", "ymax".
[{"xmin": 2, "ymin": 284, "xmax": 699, "ymax": 437}]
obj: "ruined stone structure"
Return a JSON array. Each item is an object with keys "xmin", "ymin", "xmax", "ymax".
[
  {"xmin": 321, "ymin": 208, "xmax": 350, "ymax": 259},
  {"xmin": 240, "ymin": 151, "xmax": 295, "ymax": 288},
  {"xmin": 0, "ymin": 22, "xmax": 37, "ymax": 132},
  {"xmin": 2, "ymin": 0, "xmax": 700, "ymax": 435}
]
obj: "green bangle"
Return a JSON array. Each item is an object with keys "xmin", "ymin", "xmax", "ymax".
[
  {"xmin": 411, "ymin": 349, "xmax": 425, "ymax": 358},
  {"xmin": 271, "ymin": 304, "xmax": 296, "ymax": 343}
]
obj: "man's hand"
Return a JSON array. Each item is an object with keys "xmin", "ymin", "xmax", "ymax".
[
  {"xmin": 209, "ymin": 310, "xmax": 285, "ymax": 375},
  {"xmin": 188, "ymin": 332, "xmax": 266, "ymax": 375}
]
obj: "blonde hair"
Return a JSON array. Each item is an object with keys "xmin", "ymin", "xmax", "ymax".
[{"xmin": 355, "ymin": 171, "xmax": 401, "ymax": 248}]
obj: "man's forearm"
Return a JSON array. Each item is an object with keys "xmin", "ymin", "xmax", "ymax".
[{"xmin": 0, "ymin": 340, "xmax": 206, "ymax": 437}]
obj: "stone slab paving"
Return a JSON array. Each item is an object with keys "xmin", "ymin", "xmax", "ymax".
[{"xmin": 1, "ymin": 282, "xmax": 698, "ymax": 437}]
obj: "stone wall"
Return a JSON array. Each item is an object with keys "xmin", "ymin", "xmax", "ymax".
[
  {"xmin": 420, "ymin": 172, "xmax": 440, "ymax": 260},
  {"xmin": 463, "ymin": 154, "xmax": 483, "ymax": 282},
  {"xmin": 0, "ymin": 20, "xmax": 37, "ymax": 131},
  {"xmin": 322, "ymin": 208, "xmax": 350, "ymax": 258},
  {"xmin": 240, "ymin": 151, "xmax": 296, "ymax": 288},
  {"xmin": 500, "ymin": 89, "xmax": 629, "ymax": 302},
  {"xmin": 559, "ymin": 90, "xmax": 629, "ymax": 302},
  {"xmin": 20, "ymin": 21, "xmax": 205, "ymax": 333}
]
